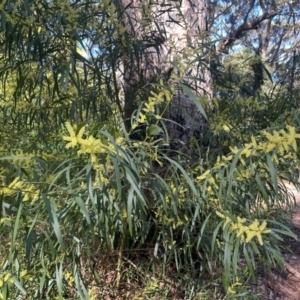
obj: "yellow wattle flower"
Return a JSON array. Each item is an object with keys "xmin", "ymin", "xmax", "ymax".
[
  {"xmin": 63, "ymin": 122, "xmax": 78, "ymax": 148},
  {"xmin": 246, "ymin": 219, "xmax": 271, "ymax": 245}
]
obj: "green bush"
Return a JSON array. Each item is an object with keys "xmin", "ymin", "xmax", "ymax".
[{"xmin": 1, "ymin": 81, "xmax": 299, "ymax": 299}]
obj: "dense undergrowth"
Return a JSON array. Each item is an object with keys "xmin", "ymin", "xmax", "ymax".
[
  {"xmin": 0, "ymin": 0, "xmax": 300, "ymax": 298},
  {"xmin": 1, "ymin": 80, "xmax": 300, "ymax": 299}
]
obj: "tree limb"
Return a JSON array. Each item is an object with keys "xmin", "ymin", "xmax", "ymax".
[{"xmin": 222, "ymin": 11, "xmax": 278, "ymax": 49}]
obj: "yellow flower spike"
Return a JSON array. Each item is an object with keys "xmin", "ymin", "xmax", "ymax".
[
  {"xmin": 143, "ymin": 102, "xmax": 154, "ymax": 113},
  {"xmin": 138, "ymin": 114, "xmax": 146, "ymax": 124},
  {"xmin": 122, "ymin": 209, "xmax": 127, "ymax": 220},
  {"xmin": 241, "ymin": 148, "xmax": 251, "ymax": 158},
  {"xmin": 223, "ymin": 155, "xmax": 233, "ymax": 161},
  {"xmin": 234, "ymin": 276, "xmax": 242, "ymax": 285},
  {"xmin": 251, "ymin": 135, "xmax": 257, "ymax": 148},
  {"xmin": 229, "ymin": 216, "xmax": 248, "ymax": 238},
  {"xmin": 196, "ymin": 170, "xmax": 210, "ymax": 181},
  {"xmin": 1, "ymin": 177, "xmax": 25, "ymax": 196},
  {"xmin": 20, "ymin": 270, "xmax": 27, "ymax": 278},
  {"xmin": 236, "ymin": 225, "xmax": 248, "ymax": 239},
  {"xmin": 245, "ymin": 230, "xmax": 256, "ymax": 243},
  {"xmin": 165, "ymin": 90, "xmax": 172, "ymax": 102},
  {"xmin": 216, "ymin": 211, "xmax": 225, "ymax": 218},
  {"xmin": 278, "ymin": 143, "xmax": 284, "ymax": 154},
  {"xmin": 3, "ymin": 273, "xmax": 11, "ymax": 282},
  {"xmin": 131, "ymin": 123, "xmax": 138, "ymax": 130},
  {"xmin": 229, "ymin": 222, "xmax": 239, "ymax": 232},
  {"xmin": 8, "ymin": 176, "xmax": 21, "ymax": 188},
  {"xmin": 230, "ymin": 146, "xmax": 239, "ymax": 154},
  {"xmin": 63, "ymin": 122, "xmax": 78, "ymax": 148},
  {"xmin": 64, "ymin": 271, "xmax": 75, "ymax": 286},
  {"xmin": 247, "ymin": 219, "xmax": 271, "ymax": 245},
  {"xmin": 116, "ymin": 137, "xmax": 125, "ymax": 146},
  {"xmin": 290, "ymin": 139, "xmax": 297, "ymax": 152},
  {"xmin": 0, "ymin": 217, "xmax": 11, "ymax": 224},
  {"xmin": 233, "ymin": 281, "xmax": 242, "ymax": 287},
  {"xmin": 223, "ymin": 216, "xmax": 232, "ymax": 229},
  {"xmin": 227, "ymin": 277, "xmax": 243, "ymax": 295},
  {"xmin": 237, "ymin": 216, "xmax": 246, "ymax": 224},
  {"xmin": 90, "ymin": 153, "xmax": 98, "ymax": 165},
  {"xmin": 222, "ymin": 124, "xmax": 230, "ymax": 132},
  {"xmin": 271, "ymin": 131, "xmax": 281, "ymax": 143},
  {"xmin": 23, "ymin": 183, "xmax": 40, "ymax": 203},
  {"xmin": 206, "ymin": 186, "xmax": 213, "ymax": 194},
  {"xmin": 263, "ymin": 131, "xmax": 273, "ymax": 141},
  {"xmin": 78, "ymin": 136, "xmax": 102, "ymax": 155},
  {"xmin": 208, "ymin": 176, "xmax": 217, "ymax": 187},
  {"xmin": 265, "ymin": 142, "xmax": 276, "ymax": 153},
  {"xmin": 228, "ymin": 286, "xmax": 236, "ymax": 294},
  {"xmin": 76, "ymin": 125, "xmax": 86, "ymax": 143},
  {"xmin": 239, "ymin": 156, "xmax": 246, "ymax": 165}
]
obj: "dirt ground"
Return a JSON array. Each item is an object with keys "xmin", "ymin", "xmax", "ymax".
[{"xmin": 256, "ymin": 184, "xmax": 300, "ymax": 300}]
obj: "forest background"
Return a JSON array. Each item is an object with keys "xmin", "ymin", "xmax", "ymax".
[{"xmin": 0, "ymin": 0, "xmax": 300, "ymax": 299}]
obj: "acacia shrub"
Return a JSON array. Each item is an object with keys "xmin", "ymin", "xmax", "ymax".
[{"xmin": 1, "ymin": 81, "xmax": 299, "ymax": 298}]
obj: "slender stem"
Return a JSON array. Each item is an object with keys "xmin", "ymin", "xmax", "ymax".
[{"xmin": 116, "ymin": 235, "xmax": 125, "ymax": 288}]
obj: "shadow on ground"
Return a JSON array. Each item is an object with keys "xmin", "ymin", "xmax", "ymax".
[{"xmin": 256, "ymin": 187, "xmax": 300, "ymax": 300}]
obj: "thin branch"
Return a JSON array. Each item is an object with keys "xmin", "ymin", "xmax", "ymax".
[
  {"xmin": 243, "ymin": 0, "xmax": 256, "ymax": 25},
  {"xmin": 259, "ymin": 18, "xmax": 272, "ymax": 57},
  {"xmin": 210, "ymin": 3, "xmax": 235, "ymax": 25},
  {"xmin": 259, "ymin": 0, "xmax": 266, "ymax": 14},
  {"xmin": 269, "ymin": 16, "xmax": 292, "ymax": 65},
  {"xmin": 222, "ymin": 11, "xmax": 278, "ymax": 49}
]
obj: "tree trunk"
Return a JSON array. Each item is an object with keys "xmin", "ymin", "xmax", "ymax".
[{"xmin": 115, "ymin": 0, "xmax": 212, "ymax": 142}]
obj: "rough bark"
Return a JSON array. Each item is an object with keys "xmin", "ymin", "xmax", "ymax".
[{"xmin": 115, "ymin": 0, "xmax": 212, "ymax": 143}]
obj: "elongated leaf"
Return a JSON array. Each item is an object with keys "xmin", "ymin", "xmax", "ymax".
[
  {"xmin": 243, "ymin": 245, "xmax": 255, "ymax": 281},
  {"xmin": 25, "ymin": 213, "xmax": 39, "ymax": 267},
  {"xmin": 226, "ymin": 148, "xmax": 243, "ymax": 205},
  {"xmin": 124, "ymin": 166, "xmax": 146, "ymax": 207},
  {"xmin": 74, "ymin": 195, "xmax": 91, "ymax": 224},
  {"xmin": 255, "ymin": 173, "xmax": 269, "ymax": 206},
  {"xmin": 56, "ymin": 263, "xmax": 63, "ymax": 297},
  {"xmin": 11, "ymin": 277, "xmax": 26, "ymax": 296},
  {"xmin": 196, "ymin": 213, "xmax": 211, "ymax": 249},
  {"xmin": 211, "ymin": 221, "xmax": 223, "ymax": 256},
  {"xmin": 10, "ymin": 201, "xmax": 23, "ymax": 263},
  {"xmin": 42, "ymin": 194, "xmax": 64, "ymax": 249},
  {"xmin": 179, "ymin": 83, "xmax": 207, "ymax": 120},
  {"xmin": 127, "ymin": 186, "xmax": 134, "ymax": 235},
  {"xmin": 266, "ymin": 154, "xmax": 278, "ymax": 194},
  {"xmin": 163, "ymin": 156, "xmax": 200, "ymax": 197}
]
